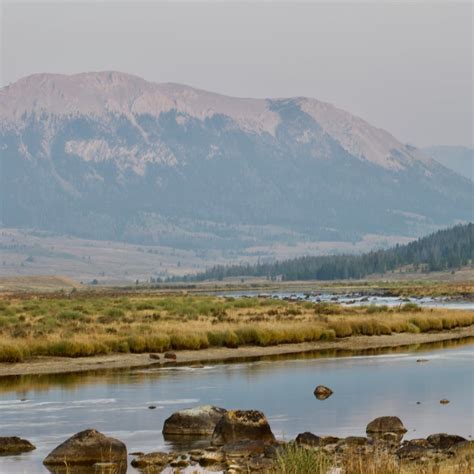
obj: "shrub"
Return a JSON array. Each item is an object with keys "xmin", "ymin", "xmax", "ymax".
[
  {"xmin": 0, "ymin": 342, "xmax": 24, "ymax": 362},
  {"xmin": 145, "ymin": 334, "xmax": 171, "ymax": 352},
  {"xmin": 207, "ymin": 330, "xmax": 239, "ymax": 348},
  {"xmin": 314, "ymin": 303, "xmax": 340, "ymax": 315},
  {"xmin": 275, "ymin": 443, "xmax": 331, "ymax": 474},
  {"xmin": 329, "ymin": 321, "xmax": 353, "ymax": 338},
  {"xmin": 127, "ymin": 335, "xmax": 147, "ymax": 353},
  {"xmin": 406, "ymin": 322, "xmax": 421, "ymax": 333},
  {"xmin": 170, "ymin": 333, "xmax": 209, "ymax": 350},
  {"xmin": 105, "ymin": 308, "xmax": 125, "ymax": 318},
  {"xmin": 58, "ymin": 310, "xmax": 84, "ymax": 321},
  {"xmin": 135, "ymin": 302, "xmax": 156, "ymax": 311},
  {"xmin": 400, "ymin": 303, "xmax": 422, "ymax": 312}
]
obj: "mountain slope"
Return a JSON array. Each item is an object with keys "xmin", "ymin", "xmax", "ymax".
[
  {"xmin": 1, "ymin": 72, "xmax": 472, "ymax": 249},
  {"xmin": 187, "ymin": 223, "xmax": 474, "ymax": 281},
  {"xmin": 423, "ymin": 146, "xmax": 473, "ymax": 181}
]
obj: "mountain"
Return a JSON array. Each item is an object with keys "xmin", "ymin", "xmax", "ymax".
[
  {"xmin": 1, "ymin": 71, "xmax": 472, "ymax": 252},
  {"xmin": 423, "ymin": 146, "xmax": 473, "ymax": 181},
  {"xmin": 186, "ymin": 223, "xmax": 474, "ymax": 281}
]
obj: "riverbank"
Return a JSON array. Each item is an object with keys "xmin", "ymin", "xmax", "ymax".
[{"xmin": 1, "ymin": 325, "xmax": 472, "ymax": 377}]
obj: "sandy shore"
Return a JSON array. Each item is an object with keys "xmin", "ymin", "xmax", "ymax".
[{"xmin": 1, "ymin": 326, "xmax": 473, "ymax": 377}]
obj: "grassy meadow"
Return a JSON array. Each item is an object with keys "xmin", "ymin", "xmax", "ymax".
[{"xmin": 0, "ymin": 292, "xmax": 473, "ymax": 363}]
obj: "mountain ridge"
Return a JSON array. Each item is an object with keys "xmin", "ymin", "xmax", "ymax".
[
  {"xmin": 1, "ymin": 71, "xmax": 433, "ymax": 171},
  {"xmin": 1, "ymin": 71, "xmax": 472, "ymax": 252}
]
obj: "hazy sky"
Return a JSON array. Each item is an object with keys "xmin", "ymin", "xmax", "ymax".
[{"xmin": 1, "ymin": 1, "xmax": 472, "ymax": 147}]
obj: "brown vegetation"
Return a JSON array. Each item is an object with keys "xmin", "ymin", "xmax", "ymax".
[{"xmin": 0, "ymin": 293, "xmax": 472, "ymax": 362}]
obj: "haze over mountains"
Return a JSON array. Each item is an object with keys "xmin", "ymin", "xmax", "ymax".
[
  {"xmin": 1, "ymin": 72, "xmax": 472, "ymax": 263},
  {"xmin": 422, "ymin": 146, "xmax": 473, "ymax": 182}
]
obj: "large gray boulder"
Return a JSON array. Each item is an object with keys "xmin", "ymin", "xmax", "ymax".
[
  {"xmin": 43, "ymin": 429, "xmax": 127, "ymax": 470},
  {"xmin": 0, "ymin": 437, "xmax": 36, "ymax": 455},
  {"xmin": 163, "ymin": 405, "xmax": 227, "ymax": 435},
  {"xmin": 211, "ymin": 410, "xmax": 275, "ymax": 446}
]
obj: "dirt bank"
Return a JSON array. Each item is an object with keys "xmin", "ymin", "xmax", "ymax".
[{"xmin": 1, "ymin": 326, "xmax": 473, "ymax": 378}]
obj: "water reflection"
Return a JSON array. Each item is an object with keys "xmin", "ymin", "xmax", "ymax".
[
  {"xmin": 0, "ymin": 338, "xmax": 472, "ymax": 474},
  {"xmin": 1, "ymin": 336, "xmax": 472, "ymax": 395}
]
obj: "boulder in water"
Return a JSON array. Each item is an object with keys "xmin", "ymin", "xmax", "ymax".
[
  {"xmin": 211, "ymin": 410, "xmax": 275, "ymax": 446},
  {"xmin": 43, "ymin": 429, "xmax": 127, "ymax": 470},
  {"xmin": 0, "ymin": 437, "xmax": 36, "ymax": 455},
  {"xmin": 314, "ymin": 385, "xmax": 333, "ymax": 400},
  {"xmin": 163, "ymin": 405, "xmax": 227, "ymax": 435}
]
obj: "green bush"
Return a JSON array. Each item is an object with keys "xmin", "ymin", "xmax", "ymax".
[
  {"xmin": 105, "ymin": 308, "xmax": 126, "ymax": 318},
  {"xmin": 58, "ymin": 310, "xmax": 84, "ymax": 321},
  {"xmin": 401, "ymin": 303, "xmax": 422, "ymax": 312},
  {"xmin": 275, "ymin": 443, "xmax": 331, "ymax": 474}
]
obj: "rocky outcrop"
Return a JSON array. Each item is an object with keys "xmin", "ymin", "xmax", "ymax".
[
  {"xmin": 163, "ymin": 405, "xmax": 227, "ymax": 435},
  {"xmin": 43, "ymin": 429, "xmax": 127, "ymax": 470},
  {"xmin": 426, "ymin": 433, "xmax": 466, "ymax": 450},
  {"xmin": 366, "ymin": 416, "xmax": 407, "ymax": 436},
  {"xmin": 366, "ymin": 416, "xmax": 407, "ymax": 445},
  {"xmin": 0, "ymin": 437, "xmax": 36, "ymax": 455},
  {"xmin": 396, "ymin": 444, "xmax": 433, "ymax": 461},
  {"xmin": 211, "ymin": 410, "xmax": 275, "ymax": 446},
  {"xmin": 314, "ymin": 385, "xmax": 333, "ymax": 400},
  {"xmin": 295, "ymin": 432, "xmax": 321, "ymax": 447}
]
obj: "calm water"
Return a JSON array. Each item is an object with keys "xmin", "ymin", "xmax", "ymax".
[{"xmin": 0, "ymin": 340, "xmax": 473, "ymax": 473}]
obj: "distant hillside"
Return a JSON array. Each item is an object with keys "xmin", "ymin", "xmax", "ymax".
[
  {"xmin": 186, "ymin": 223, "xmax": 473, "ymax": 281},
  {"xmin": 1, "ymin": 71, "xmax": 473, "ymax": 253},
  {"xmin": 423, "ymin": 146, "xmax": 473, "ymax": 181}
]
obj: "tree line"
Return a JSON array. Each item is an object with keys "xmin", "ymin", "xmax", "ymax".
[{"xmin": 178, "ymin": 223, "xmax": 473, "ymax": 281}]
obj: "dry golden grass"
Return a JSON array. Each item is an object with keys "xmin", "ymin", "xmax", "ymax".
[
  {"xmin": 0, "ymin": 292, "xmax": 472, "ymax": 362},
  {"xmin": 274, "ymin": 444, "xmax": 473, "ymax": 474}
]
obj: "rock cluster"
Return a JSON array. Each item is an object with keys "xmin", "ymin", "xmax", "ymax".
[{"xmin": 5, "ymin": 406, "xmax": 470, "ymax": 473}]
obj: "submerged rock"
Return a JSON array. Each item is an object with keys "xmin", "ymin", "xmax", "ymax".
[
  {"xmin": 0, "ymin": 437, "xmax": 36, "ymax": 455},
  {"xmin": 43, "ymin": 429, "xmax": 127, "ymax": 470},
  {"xmin": 222, "ymin": 440, "xmax": 268, "ymax": 458},
  {"xmin": 163, "ymin": 405, "xmax": 227, "ymax": 435},
  {"xmin": 314, "ymin": 385, "xmax": 333, "ymax": 400},
  {"xmin": 198, "ymin": 450, "xmax": 225, "ymax": 466},
  {"xmin": 211, "ymin": 410, "xmax": 275, "ymax": 446},
  {"xmin": 131, "ymin": 451, "xmax": 171, "ymax": 468}
]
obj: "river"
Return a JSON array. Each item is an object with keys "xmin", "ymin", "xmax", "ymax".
[{"xmin": 0, "ymin": 338, "xmax": 472, "ymax": 473}]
